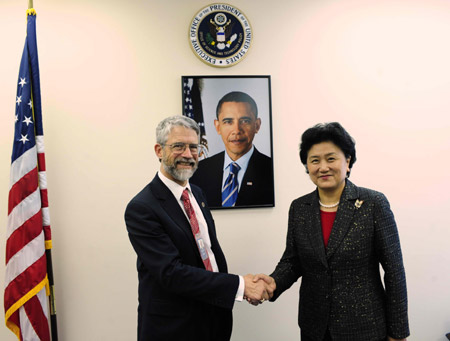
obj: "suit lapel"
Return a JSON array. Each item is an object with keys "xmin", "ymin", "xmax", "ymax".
[
  {"xmin": 204, "ymin": 152, "xmax": 225, "ymax": 207},
  {"xmin": 192, "ymin": 186, "xmax": 228, "ymax": 273},
  {"xmin": 325, "ymin": 180, "xmax": 359, "ymax": 260},
  {"xmin": 240, "ymin": 152, "xmax": 256, "ymax": 195},
  {"xmin": 305, "ymin": 191, "xmax": 329, "ymax": 269},
  {"xmin": 150, "ymin": 175, "xmax": 197, "ymax": 248},
  {"xmin": 192, "ymin": 189, "xmax": 219, "ymax": 250},
  {"xmin": 192, "ymin": 188, "xmax": 214, "ymax": 234},
  {"xmin": 211, "ymin": 152, "xmax": 225, "ymax": 200}
]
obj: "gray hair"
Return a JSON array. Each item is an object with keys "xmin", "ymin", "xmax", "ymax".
[{"xmin": 156, "ymin": 115, "xmax": 200, "ymax": 145}]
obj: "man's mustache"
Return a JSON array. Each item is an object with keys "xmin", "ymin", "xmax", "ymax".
[{"xmin": 175, "ymin": 157, "xmax": 196, "ymax": 166}]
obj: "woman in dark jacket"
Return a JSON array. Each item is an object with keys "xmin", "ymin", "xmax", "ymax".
[{"xmin": 256, "ymin": 122, "xmax": 409, "ymax": 341}]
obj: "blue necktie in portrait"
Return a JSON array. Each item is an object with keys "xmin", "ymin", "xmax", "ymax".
[{"xmin": 222, "ymin": 162, "xmax": 241, "ymax": 207}]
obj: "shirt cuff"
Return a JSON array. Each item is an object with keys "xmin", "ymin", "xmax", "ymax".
[{"xmin": 235, "ymin": 275, "xmax": 245, "ymax": 301}]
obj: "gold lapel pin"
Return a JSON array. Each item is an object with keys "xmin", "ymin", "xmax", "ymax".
[
  {"xmin": 355, "ymin": 199, "xmax": 364, "ymax": 209},
  {"xmin": 201, "ymin": 202, "xmax": 205, "ymax": 208}
]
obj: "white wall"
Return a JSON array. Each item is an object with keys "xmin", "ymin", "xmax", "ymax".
[{"xmin": 1, "ymin": 0, "xmax": 449, "ymax": 340}]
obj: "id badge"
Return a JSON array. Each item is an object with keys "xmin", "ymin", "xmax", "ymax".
[{"xmin": 194, "ymin": 233, "xmax": 208, "ymax": 260}]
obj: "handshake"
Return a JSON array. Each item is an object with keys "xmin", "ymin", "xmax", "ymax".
[{"xmin": 243, "ymin": 274, "xmax": 276, "ymax": 306}]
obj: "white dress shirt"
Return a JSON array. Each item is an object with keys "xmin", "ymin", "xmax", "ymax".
[{"xmin": 222, "ymin": 145, "xmax": 254, "ymax": 191}]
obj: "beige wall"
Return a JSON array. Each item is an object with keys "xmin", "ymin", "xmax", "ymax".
[{"xmin": 1, "ymin": 0, "xmax": 449, "ymax": 340}]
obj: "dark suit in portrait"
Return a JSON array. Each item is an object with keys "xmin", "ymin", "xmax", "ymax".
[
  {"xmin": 270, "ymin": 180, "xmax": 409, "ymax": 341},
  {"xmin": 190, "ymin": 148, "xmax": 274, "ymax": 208},
  {"xmin": 125, "ymin": 174, "xmax": 239, "ymax": 341}
]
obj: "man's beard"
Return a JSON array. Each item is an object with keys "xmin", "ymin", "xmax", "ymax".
[{"xmin": 162, "ymin": 156, "xmax": 198, "ymax": 182}]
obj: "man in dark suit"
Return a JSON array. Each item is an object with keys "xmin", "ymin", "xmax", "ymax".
[
  {"xmin": 190, "ymin": 91, "xmax": 274, "ymax": 208},
  {"xmin": 125, "ymin": 115, "xmax": 273, "ymax": 341}
]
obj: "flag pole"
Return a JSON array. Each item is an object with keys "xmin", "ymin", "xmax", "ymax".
[
  {"xmin": 46, "ymin": 249, "xmax": 58, "ymax": 341},
  {"xmin": 25, "ymin": 4, "xmax": 58, "ymax": 340}
]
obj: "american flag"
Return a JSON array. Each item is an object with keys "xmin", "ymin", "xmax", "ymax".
[
  {"xmin": 4, "ymin": 9, "xmax": 53, "ymax": 341},
  {"xmin": 183, "ymin": 77, "xmax": 209, "ymax": 159}
]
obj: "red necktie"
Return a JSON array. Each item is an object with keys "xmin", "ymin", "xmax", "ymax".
[{"xmin": 181, "ymin": 189, "xmax": 213, "ymax": 271}]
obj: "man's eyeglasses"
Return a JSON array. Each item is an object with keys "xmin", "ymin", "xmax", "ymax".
[{"xmin": 162, "ymin": 143, "xmax": 200, "ymax": 154}]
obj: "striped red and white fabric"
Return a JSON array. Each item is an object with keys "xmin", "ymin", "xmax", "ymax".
[{"xmin": 4, "ymin": 9, "xmax": 52, "ymax": 341}]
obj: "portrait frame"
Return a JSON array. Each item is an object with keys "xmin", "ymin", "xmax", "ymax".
[{"xmin": 182, "ymin": 75, "xmax": 274, "ymax": 210}]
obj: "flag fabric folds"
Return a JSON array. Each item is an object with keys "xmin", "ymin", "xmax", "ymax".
[
  {"xmin": 4, "ymin": 9, "xmax": 52, "ymax": 341},
  {"xmin": 183, "ymin": 77, "xmax": 209, "ymax": 159}
]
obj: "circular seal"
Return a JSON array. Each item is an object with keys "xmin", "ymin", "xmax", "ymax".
[{"xmin": 189, "ymin": 4, "xmax": 253, "ymax": 67}]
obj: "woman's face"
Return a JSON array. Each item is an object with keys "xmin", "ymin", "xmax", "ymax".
[{"xmin": 306, "ymin": 141, "xmax": 350, "ymax": 193}]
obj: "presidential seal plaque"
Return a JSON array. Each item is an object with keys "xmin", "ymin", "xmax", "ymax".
[{"xmin": 189, "ymin": 4, "xmax": 252, "ymax": 67}]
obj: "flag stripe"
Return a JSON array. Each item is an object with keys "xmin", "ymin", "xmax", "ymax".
[
  {"xmin": 35, "ymin": 136, "xmax": 44, "ymax": 153},
  {"xmin": 20, "ymin": 304, "xmax": 40, "ymax": 341},
  {"xmin": 4, "ymin": 232, "xmax": 46, "ymax": 289},
  {"xmin": 40, "ymin": 189, "xmax": 48, "ymax": 207},
  {"xmin": 23, "ymin": 292, "xmax": 50, "ymax": 340},
  {"xmin": 36, "ymin": 285, "xmax": 49, "ymax": 318},
  {"xmin": 38, "ymin": 171, "xmax": 47, "ymax": 190},
  {"xmin": 7, "ymin": 189, "xmax": 41, "ymax": 239},
  {"xmin": 8, "ymin": 167, "xmax": 39, "ymax": 214},
  {"xmin": 41, "ymin": 207, "xmax": 50, "ymax": 227},
  {"xmin": 37, "ymin": 153, "xmax": 46, "ymax": 172},
  {"xmin": 5, "ymin": 211, "xmax": 43, "ymax": 263},
  {"xmin": 4, "ymin": 256, "xmax": 47, "ymax": 313},
  {"xmin": 10, "ymin": 146, "xmax": 38, "ymax": 189}
]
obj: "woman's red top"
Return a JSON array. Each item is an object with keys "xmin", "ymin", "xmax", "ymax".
[{"xmin": 320, "ymin": 210, "xmax": 337, "ymax": 248}]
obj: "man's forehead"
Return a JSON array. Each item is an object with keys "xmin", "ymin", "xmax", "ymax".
[{"xmin": 167, "ymin": 126, "xmax": 198, "ymax": 140}]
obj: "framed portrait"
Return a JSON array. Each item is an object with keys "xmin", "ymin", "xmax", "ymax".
[{"xmin": 182, "ymin": 75, "xmax": 274, "ymax": 210}]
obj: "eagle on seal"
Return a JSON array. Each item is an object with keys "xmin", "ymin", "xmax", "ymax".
[{"xmin": 208, "ymin": 18, "xmax": 237, "ymax": 50}]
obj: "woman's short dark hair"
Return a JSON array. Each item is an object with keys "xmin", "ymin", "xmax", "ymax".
[{"xmin": 299, "ymin": 122, "xmax": 356, "ymax": 177}]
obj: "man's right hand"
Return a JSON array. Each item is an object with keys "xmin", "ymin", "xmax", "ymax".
[
  {"xmin": 243, "ymin": 274, "xmax": 270, "ymax": 303},
  {"xmin": 243, "ymin": 273, "xmax": 276, "ymax": 305}
]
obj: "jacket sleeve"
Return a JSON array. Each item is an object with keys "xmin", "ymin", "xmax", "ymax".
[
  {"xmin": 125, "ymin": 198, "xmax": 240, "ymax": 310},
  {"xmin": 270, "ymin": 202, "xmax": 303, "ymax": 301},
  {"xmin": 373, "ymin": 193, "xmax": 410, "ymax": 339}
]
